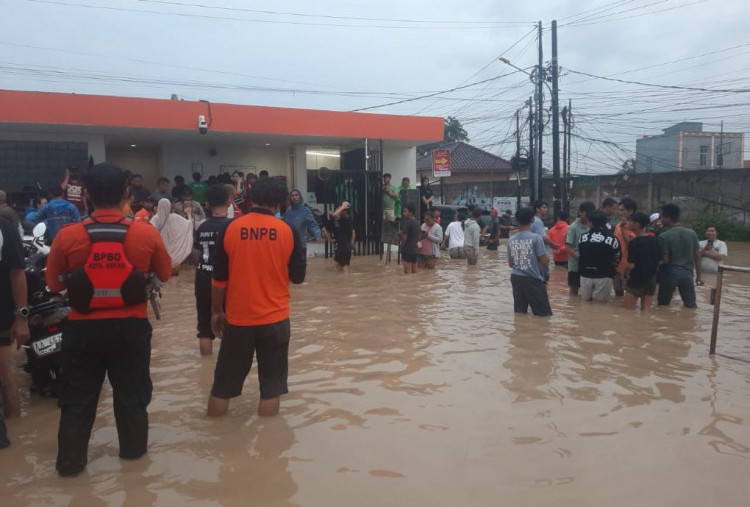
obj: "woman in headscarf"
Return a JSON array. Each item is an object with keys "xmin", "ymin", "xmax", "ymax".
[{"xmin": 150, "ymin": 198, "xmax": 194, "ymax": 271}]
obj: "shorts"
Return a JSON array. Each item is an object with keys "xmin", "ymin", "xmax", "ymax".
[
  {"xmin": 334, "ymin": 243, "xmax": 352, "ymax": 266},
  {"xmin": 210, "ymin": 319, "xmax": 290, "ymax": 400},
  {"xmin": 418, "ymin": 254, "xmax": 437, "ymax": 262},
  {"xmin": 626, "ymin": 279, "xmax": 656, "ymax": 298},
  {"xmin": 580, "ymin": 277, "xmax": 614, "ymax": 301},
  {"xmin": 464, "ymin": 246, "xmax": 478, "ymax": 265},
  {"xmin": 449, "ymin": 247, "xmax": 465, "ymax": 259},
  {"xmin": 195, "ymin": 273, "xmax": 214, "ymax": 339},
  {"xmin": 567, "ymin": 270, "xmax": 580, "ymax": 288},
  {"xmin": 402, "ymin": 251, "xmax": 417, "ymax": 263}
]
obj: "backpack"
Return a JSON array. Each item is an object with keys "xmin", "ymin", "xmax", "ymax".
[{"xmin": 66, "ymin": 219, "xmax": 148, "ymax": 313}]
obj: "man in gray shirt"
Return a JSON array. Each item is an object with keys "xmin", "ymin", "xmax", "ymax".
[
  {"xmin": 463, "ymin": 208, "xmax": 481, "ymax": 265},
  {"xmin": 507, "ymin": 207, "xmax": 552, "ymax": 317}
]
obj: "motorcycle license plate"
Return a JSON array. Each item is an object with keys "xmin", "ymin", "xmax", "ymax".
[{"xmin": 32, "ymin": 333, "xmax": 63, "ymax": 358}]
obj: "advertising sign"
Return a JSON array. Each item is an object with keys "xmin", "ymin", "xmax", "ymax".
[{"xmin": 432, "ymin": 149, "xmax": 451, "ymax": 178}]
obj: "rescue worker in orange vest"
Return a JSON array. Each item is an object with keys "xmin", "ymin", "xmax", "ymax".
[
  {"xmin": 46, "ymin": 163, "xmax": 172, "ymax": 477},
  {"xmin": 207, "ymin": 177, "xmax": 306, "ymax": 418}
]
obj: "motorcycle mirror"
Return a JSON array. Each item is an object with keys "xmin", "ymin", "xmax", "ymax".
[{"xmin": 32, "ymin": 222, "xmax": 47, "ymax": 239}]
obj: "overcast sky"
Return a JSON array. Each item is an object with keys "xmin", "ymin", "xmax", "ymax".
[{"xmin": 2, "ymin": 0, "xmax": 748, "ymax": 174}]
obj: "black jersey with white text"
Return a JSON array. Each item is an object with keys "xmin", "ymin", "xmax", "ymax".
[{"xmin": 194, "ymin": 216, "xmax": 231, "ymax": 276}]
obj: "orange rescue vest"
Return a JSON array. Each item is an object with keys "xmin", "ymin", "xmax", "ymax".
[{"xmin": 66, "ymin": 218, "xmax": 148, "ymax": 313}]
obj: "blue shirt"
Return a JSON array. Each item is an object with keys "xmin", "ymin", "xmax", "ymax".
[
  {"xmin": 507, "ymin": 230, "xmax": 547, "ymax": 281},
  {"xmin": 530, "ymin": 215, "xmax": 551, "ymax": 256},
  {"xmin": 35, "ymin": 198, "xmax": 81, "ymax": 240}
]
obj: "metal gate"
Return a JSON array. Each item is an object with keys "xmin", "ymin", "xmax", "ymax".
[{"xmin": 311, "ymin": 140, "xmax": 383, "ymax": 257}]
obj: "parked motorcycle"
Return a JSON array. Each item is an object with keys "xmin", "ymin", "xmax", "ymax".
[{"xmin": 20, "ymin": 223, "xmax": 68, "ymax": 397}]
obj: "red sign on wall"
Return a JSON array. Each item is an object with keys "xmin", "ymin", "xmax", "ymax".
[{"xmin": 432, "ymin": 149, "xmax": 451, "ymax": 178}]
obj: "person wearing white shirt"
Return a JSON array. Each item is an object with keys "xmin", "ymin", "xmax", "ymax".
[
  {"xmin": 698, "ymin": 225, "xmax": 728, "ymax": 274},
  {"xmin": 442, "ymin": 213, "xmax": 466, "ymax": 259}
]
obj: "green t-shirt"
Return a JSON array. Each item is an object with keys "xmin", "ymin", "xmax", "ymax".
[
  {"xmin": 383, "ymin": 184, "xmax": 397, "ymax": 211},
  {"xmin": 189, "ymin": 181, "xmax": 208, "ymax": 205},
  {"xmin": 658, "ymin": 226, "xmax": 699, "ymax": 269},
  {"xmin": 565, "ymin": 218, "xmax": 589, "ymax": 272},
  {"xmin": 395, "ymin": 184, "xmax": 411, "ymax": 218}
]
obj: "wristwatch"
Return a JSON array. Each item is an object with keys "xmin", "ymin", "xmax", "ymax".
[{"xmin": 14, "ymin": 307, "xmax": 30, "ymax": 318}]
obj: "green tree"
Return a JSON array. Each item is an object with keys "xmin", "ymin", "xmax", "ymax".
[
  {"xmin": 418, "ymin": 116, "xmax": 470, "ymax": 156},
  {"xmin": 444, "ymin": 116, "xmax": 469, "ymax": 143},
  {"xmin": 619, "ymin": 158, "xmax": 637, "ymax": 175}
]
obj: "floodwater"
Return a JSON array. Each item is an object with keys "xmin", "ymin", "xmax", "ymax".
[{"xmin": 2, "ymin": 243, "xmax": 750, "ymax": 506}]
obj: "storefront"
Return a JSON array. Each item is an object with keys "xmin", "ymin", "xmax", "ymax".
[{"xmin": 0, "ymin": 90, "xmax": 442, "ymax": 200}]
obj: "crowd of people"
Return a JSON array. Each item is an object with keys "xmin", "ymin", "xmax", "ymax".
[
  {"xmin": 0, "ymin": 164, "xmax": 731, "ymax": 474},
  {"xmin": 382, "ymin": 174, "xmax": 727, "ymax": 318},
  {"xmin": 507, "ymin": 199, "xmax": 726, "ymax": 317}
]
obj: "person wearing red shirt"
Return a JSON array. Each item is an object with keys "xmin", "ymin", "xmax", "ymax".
[
  {"xmin": 46, "ymin": 163, "xmax": 171, "ymax": 477},
  {"xmin": 61, "ymin": 166, "xmax": 87, "ymax": 215},
  {"xmin": 613, "ymin": 198, "xmax": 638, "ymax": 296},
  {"xmin": 207, "ymin": 177, "xmax": 306, "ymax": 419},
  {"xmin": 547, "ymin": 210, "xmax": 570, "ymax": 267},
  {"xmin": 134, "ymin": 196, "xmax": 156, "ymax": 223}
]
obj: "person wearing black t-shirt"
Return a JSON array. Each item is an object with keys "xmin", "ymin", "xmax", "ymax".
[
  {"xmin": 623, "ymin": 212, "xmax": 661, "ymax": 312},
  {"xmin": 578, "ymin": 210, "xmax": 621, "ymax": 301},
  {"xmin": 194, "ymin": 185, "xmax": 232, "ymax": 356},
  {"xmin": 399, "ymin": 204, "xmax": 421, "ymax": 274},
  {"xmin": 419, "ymin": 176, "xmax": 434, "ymax": 219},
  {"xmin": 324, "ymin": 202, "xmax": 355, "ymax": 272}
]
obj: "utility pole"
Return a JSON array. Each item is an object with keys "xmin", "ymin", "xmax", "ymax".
[
  {"xmin": 535, "ymin": 20, "xmax": 544, "ymax": 202},
  {"xmin": 561, "ymin": 104, "xmax": 568, "ymax": 214},
  {"xmin": 528, "ymin": 97, "xmax": 535, "ymax": 202},
  {"xmin": 551, "ymin": 20, "xmax": 561, "ymax": 221},
  {"xmin": 566, "ymin": 99, "xmax": 572, "ymax": 210},
  {"xmin": 515, "ymin": 108, "xmax": 522, "ymax": 210},
  {"xmin": 717, "ymin": 120, "xmax": 724, "ymax": 168}
]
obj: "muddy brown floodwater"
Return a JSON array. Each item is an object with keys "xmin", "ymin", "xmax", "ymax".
[{"xmin": 2, "ymin": 242, "xmax": 750, "ymax": 506}]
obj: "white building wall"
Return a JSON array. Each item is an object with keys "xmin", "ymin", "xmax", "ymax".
[
  {"xmin": 160, "ymin": 142, "xmax": 290, "ymax": 182},
  {"xmin": 382, "ymin": 145, "xmax": 417, "ymax": 186}
]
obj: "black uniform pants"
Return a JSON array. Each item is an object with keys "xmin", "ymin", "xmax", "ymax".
[{"xmin": 56, "ymin": 318, "xmax": 152, "ymax": 476}]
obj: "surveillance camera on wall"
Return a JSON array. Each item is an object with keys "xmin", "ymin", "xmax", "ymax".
[{"xmin": 198, "ymin": 115, "xmax": 208, "ymax": 135}]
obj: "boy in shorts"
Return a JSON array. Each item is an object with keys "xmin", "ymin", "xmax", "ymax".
[
  {"xmin": 578, "ymin": 210, "xmax": 620, "ymax": 302},
  {"xmin": 194, "ymin": 185, "xmax": 231, "ymax": 355},
  {"xmin": 208, "ymin": 177, "xmax": 306, "ymax": 418},
  {"xmin": 623, "ymin": 211, "xmax": 660, "ymax": 312}
]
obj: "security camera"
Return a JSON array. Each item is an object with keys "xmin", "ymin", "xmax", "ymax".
[{"xmin": 198, "ymin": 115, "xmax": 208, "ymax": 135}]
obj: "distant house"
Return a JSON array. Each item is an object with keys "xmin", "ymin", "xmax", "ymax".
[
  {"xmin": 635, "ymin": 122, "xmax": 744, "ymax": 173},
  {"xmin": 416, "ymin": 142, "xmax": 514, "ymax": 208},
  {"xmin": 416, "ymin": 141, "xmax": 512, "ymax": 184}
]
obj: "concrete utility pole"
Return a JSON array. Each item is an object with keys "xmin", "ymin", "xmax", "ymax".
[
  {"xmin": 551, "ymin": 20, "xmax": 561, "ymax": 221},
  {"xmin": 515, "ymin": 108, "xmax": 522, "ymax": 210},
  {"xmin": 561, "ymin": 104, "xmax": 568, "ymax": 214},
  {"xmin": 528, "ymin": 97, "xmax": 535, "ymax": 201},
  {"xmin": 535, "ymin": 20, "xmax": 544, "ymax": 202},
  {"xmin": 717, "ymin": 120, "xmax": 724, "ymax": 168}
]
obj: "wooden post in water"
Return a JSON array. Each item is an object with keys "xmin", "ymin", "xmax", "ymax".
[{"xmin": 710, "ymin": 266, "xmax": 724, "ymax": 355}]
